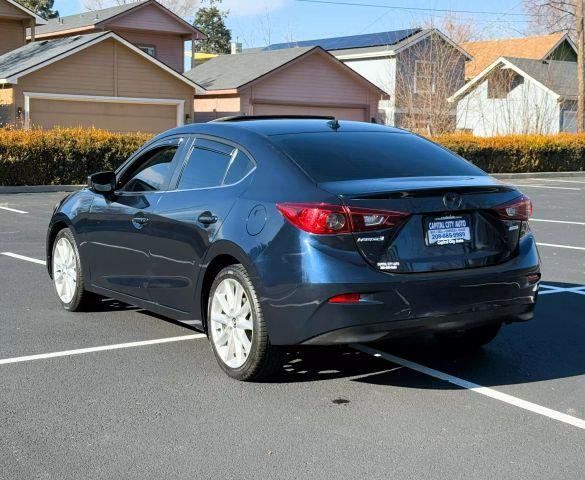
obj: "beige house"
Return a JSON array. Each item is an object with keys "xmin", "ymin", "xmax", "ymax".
[
  {"xmin": 27, "ymin": 0, "xmax": 206, "ymax": 72},
  {"xmin": 186, "ymin": 47, "xmax": 386, "ymax": 123},
  {"xmin": 0, "ymin": 31, "xmax": 200, "ymax": 133},
  {"xmin": 0, "ymin": 0, "xmax": 45, "ymax": 55}
]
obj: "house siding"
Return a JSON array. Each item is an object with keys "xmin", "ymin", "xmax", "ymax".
[
  {"xmin": 393, "ymin": 35, "xmax": 466, "ymax": 130},
  {"xmin": 114, "ymin": 30, "xmax": 184, "ymax": 72},
  {"xmin": 0, "ymin": 19, "xmax": 26, "ymax": 56},
  {"xmin": 455, "ymin": 73, "xmax": 560, "ymax": 136},
  {"xmin": 341, "ymin": 56, "xmax": 396, "ymax": 124},
  {"xmin": 9, "ymin": 38, "xmax": 194, "ymax": 132},
  {"xmin": 103, "ymin": 2, "xmax": 193, "ymax": 35},
  {"xmin": 193, "ymin": 95, "xmax": 241, "ymax": 123}
]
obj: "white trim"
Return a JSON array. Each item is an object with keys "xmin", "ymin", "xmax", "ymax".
[
  {"xmin": 448, "ymin": 56, "xmax": 561, "ymax": 103},
  {"xmin": 23, "ymin": 92, "xmax": 185, "ymax": 130},
  {"xmin": 543, "ymin": 33, "xmax": 577, "ymax": 60},
  {"xmin": 3, "ymin": 0, "xmax": 46, "ymax": 25},
  {"xmin": 3, "ymin": 31, "xmax": 203, "ymax": 92}
]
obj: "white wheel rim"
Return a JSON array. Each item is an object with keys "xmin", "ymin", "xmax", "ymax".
[
  {"xmin": 53, "ymin": 237, "xmax": 77, "ymax": 304},
  {"xmin": 210, "ymin": 278, "xmax": 253, "ymax": 369}
]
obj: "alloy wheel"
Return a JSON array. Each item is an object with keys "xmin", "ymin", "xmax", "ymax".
[
  {"xmin": 53, "ymin": 237, "xmax": 77, "ymax": 304},
  {"xmin": 210, "ymin": 278, "xmax": 253, "ymax": 368}
]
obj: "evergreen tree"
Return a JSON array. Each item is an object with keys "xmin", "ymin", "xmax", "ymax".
[
  {"xmin": 193, "ymin": 0, "xmax": 231, "ymax": 54},
  {"xmin": 18, "ymin": 0, "xmax": 59, "ymax": 19}
]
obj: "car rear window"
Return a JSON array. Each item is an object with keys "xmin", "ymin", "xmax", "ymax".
[{"xmin": 270, "ymin": 132, "xmax": 485, "ymax": 182}]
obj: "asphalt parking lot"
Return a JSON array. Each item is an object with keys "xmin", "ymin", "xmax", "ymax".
[{"xmin": 1, "ymin": 177, "xmax": 584, "ymax": 479}]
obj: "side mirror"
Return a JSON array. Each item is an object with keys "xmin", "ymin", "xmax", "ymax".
[{"xmin": 88, "ymin": 171, "xmax": 116, "ymax": 195}]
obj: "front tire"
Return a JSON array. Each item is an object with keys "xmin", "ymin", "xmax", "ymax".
[
  {"xmin": 434, "ymin": 322, "xmax": 502, "ymax": 350},
  {"xmin": 207, "ymin": 264, "xmax": 282, "ymax": 381},
  {"xmin": 52, "ymin": 228, "xmax": 98, "ymax": 311}
]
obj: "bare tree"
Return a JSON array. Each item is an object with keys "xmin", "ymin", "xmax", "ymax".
[
  {"xmin": 523, "ymin": 0, "xmax": 576, "ymax": 36},
  {"xmin": 394, "ymin": 30, "xmax": 467, "ymax": 134},
  {"xmin": 82, "ymin": 0, "xmax": 200, "ymax": 21},
  {"xmin": 422, "ymin": 12, "xmax": 481, "ymax": 43}
]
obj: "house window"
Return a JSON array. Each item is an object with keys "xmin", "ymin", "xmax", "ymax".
[
  {"xmin": 138, "ymin": 45, "xmax": 156, "ymax": 57},
  {"xmin": 414, "ymin": 60, "xmax": 436, "ymax": 94}
]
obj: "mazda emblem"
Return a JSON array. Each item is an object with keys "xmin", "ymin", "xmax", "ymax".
[{"xmin": 443, "ymin": 192, "xmax": 462, "ymax": 210}]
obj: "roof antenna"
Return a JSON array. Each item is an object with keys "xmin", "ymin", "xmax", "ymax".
[{"xmin": 327, "ymin": 118, "xmax": 340, "ymax": 130}]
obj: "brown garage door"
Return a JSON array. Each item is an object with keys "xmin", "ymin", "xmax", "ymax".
[
  {"xmin": 254, "ymin": 103, "xmax": 367, "ymax": 122},
  {"xmin": 29, "ymin": 98, "xmax": 178, "ymax": 133}
]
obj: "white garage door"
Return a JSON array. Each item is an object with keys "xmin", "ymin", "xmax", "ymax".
[
  {"xmin": 28, "ymin": 96, "xmax": 182, "ymax": 134},
  {"xmin": 254, "ymin": 103, "xmax": 367, "ymax": 122}
]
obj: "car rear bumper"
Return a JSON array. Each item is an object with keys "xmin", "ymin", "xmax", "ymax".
[{"xmin": 260, "ymin": 234, "xmax": 540, "ymax": 345}]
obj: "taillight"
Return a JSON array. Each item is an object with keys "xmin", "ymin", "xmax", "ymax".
[
  {"xmin": 328, "ymin": 293, "xmax": 361, "ymax": 303},
  {"xmin": 494, "ymin": 194, "xmax": 533, "ymax": 221},
  {"xmin": 276, "ymin": 203, "xmax": 410, "ymax": 234}
]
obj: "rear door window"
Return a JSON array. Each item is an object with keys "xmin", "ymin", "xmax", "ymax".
[
  {"xmin": 177, "ymin": 139, "xmax": 254, "ymax": 190},
  {"xmin": 269, "ymin": 132, "xmax": 485, "ymax": 182}
]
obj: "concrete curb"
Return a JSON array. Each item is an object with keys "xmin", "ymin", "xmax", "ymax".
[
  {"xmin": 492, "ymin": 171, "xmax": 585, "ymax": 179},
  {"xmin": 0, "ymin": 185, "xmax": 84, "ymax": 194}
]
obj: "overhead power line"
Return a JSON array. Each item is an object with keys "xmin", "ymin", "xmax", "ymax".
[{"xmin": 294, "ymin": 0, "xmax": 548, "ymax": 17}]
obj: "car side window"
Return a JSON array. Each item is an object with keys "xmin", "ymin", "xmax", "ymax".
[
  {"xmin": 177, "ymin": 139, "xmax": 255, "ymax": 190},
  {"xmin": 223, "ymin": 151, "xmax": 254, "ymax": 185},
  {"xmin": 118, "ymin": 145, "xmax": 178, "ymax": 192}
]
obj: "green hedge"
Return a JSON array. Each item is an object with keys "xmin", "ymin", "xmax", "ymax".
[
  {"xmin": 0, "ymin": 128, "xmax": 152, "ymax": 186},
  {"xmin": 1, "ymin": 128, "xmax": 584, "ymax": 186}
]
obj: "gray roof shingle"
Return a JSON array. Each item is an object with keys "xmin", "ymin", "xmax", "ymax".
[
  {"xmin": 35, "ymin": 1, "xmax": 148, "ymax": 35},
  {"xmin": 0, "ymin": 32, "xmax": 108, "ymax": 80},
  {"xmin": 504, "ymin": 57, "xmax": 576, "ymax": 98},
  {"xmin": 184, "ymin": 47, "xmax": 315, "ymax": 90}
]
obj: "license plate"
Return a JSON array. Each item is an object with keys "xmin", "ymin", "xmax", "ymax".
[{"xmin": 425, "ymin": 215, "xmax": 471, "ymax": 246}]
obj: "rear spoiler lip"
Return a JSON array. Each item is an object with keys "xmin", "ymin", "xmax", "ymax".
[{"xmin": 318, "ymin": 175, "xmax": 513, "ymax": 197}]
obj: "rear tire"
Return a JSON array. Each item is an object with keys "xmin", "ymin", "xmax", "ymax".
[
  {"xmin": 434, "ymin": 323, "xmax": 502, "ymax": 350},
  {"xmin": 207, "ymin": 264, "xmax": 282, "ymax": 381},
  {"xmin": 52, "ymin": 228, "xmax": 100, "ymax": 312}
]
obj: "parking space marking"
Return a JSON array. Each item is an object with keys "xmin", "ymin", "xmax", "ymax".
[
  {"xmin": 536, "ymin": 242, "xmax": 585, "ymax": 251},
  {"xmin": 0, "ymin": 334, "xmax": 206, "ymax": 366},
  {"xmin": 353, "ymin": 343, "xmax": 585, "ymax": 431},
  {"xmin": 539, "ymin": 285, "xmax": 585, "ymax": 296},
  {"xmin": 539, "ymin": 179, "xmax": 585, "ymax": 184},
  {"xmin": 1, "ymin": 252, "xmax": 46, "ymax": 265},
  {"xmin": 532, "ymin": 218, "xmax": 585, "ymax": 226},
  {"xmin": 512, "ymin": 184, "xmax": 581, "ymax": 191},
  {"xmin": 0, "ymin": 206, "xmax": 28, "ymax": 214}
]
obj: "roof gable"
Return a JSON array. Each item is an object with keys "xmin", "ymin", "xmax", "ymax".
[
  {"xmin": 33, "ymin": 0, "xmax": 204, "ymax": 38},
  {"xmin": 0, "ymin": 0, "xmax": 46, "ymax": 24},
  {"xmin": 460, "ymin": 33, "xmax": 575, "ymax": 79},
  {"xmin": 186, "ymin": 47, "xmax": 386, "ymax": 97},
  {"xmin": 0, "ymin": 31, "xmax": 201, "ymax": 90},
  {"xmin": 449, "ymin": 56, "xmax": 576, "ymax": 102}
]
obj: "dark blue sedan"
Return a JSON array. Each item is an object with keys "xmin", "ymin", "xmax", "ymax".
[{"xmin": 47, "ymin": 117, "xmax": 540, "ymax": 380}]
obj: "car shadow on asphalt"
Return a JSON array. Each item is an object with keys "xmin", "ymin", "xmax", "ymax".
[{"xmin": 90, "ymin": 283, "xmax": 585, "ymax": 390}]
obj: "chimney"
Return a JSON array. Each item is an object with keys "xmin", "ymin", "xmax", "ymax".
[{"xmin": 230, "ymin": 42, "xmax": 242, "ymax": 54}]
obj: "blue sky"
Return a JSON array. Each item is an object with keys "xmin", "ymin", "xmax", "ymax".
[{"xmin": 54, "ymin": 0, "xmax": 529, "ymax": 48}]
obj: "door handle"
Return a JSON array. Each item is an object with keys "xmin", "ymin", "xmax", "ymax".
[
  {"xmin": 198, "ymin": 212, "xmax": 218, "ymax": 225},
  {"xmin": 132, "ymin": 214, "xmax": 150, "ymax": 230}
]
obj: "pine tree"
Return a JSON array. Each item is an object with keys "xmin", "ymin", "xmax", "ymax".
[
  {"xmin": 193, "ymin": 0, "xmax": 231, "ymax": 54},
  {"xmin": 18, "ymin": 0, "xmax": 59, "ymax": 19}
]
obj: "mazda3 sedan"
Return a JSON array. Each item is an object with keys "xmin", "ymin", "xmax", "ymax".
[{"xmin": 47, "ymin": 117, "xmax": 540, "ymax": 380}]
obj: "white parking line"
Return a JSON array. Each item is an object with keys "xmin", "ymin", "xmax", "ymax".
[
  {"xmin": 0, "ymin": 334, "xmax": 206, "ymax": 366},
  {"xmin": 512, "ymin": 184, "xmax": 581, "ymax": 191},
  {"xmin": 352, "ymin": 344, "xmax": 585, "ymax": 431},
  {"xmin": 1, "ymin": 252, "xmax": 46, "ymax": 265},
  {"xmin": 0, "ymin": 206, "xmax": 28, "ymax": 214},
  {"xmin": 537, "ymin": 242, "xmax": 585, "ymax": 251},
  {"xmin": 532, "ymin": 218, "xmax": 585, "ymax": 226},
  {"xmin": 539, "ymin": 285, "xmax": 585, "ymax": 296}
]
